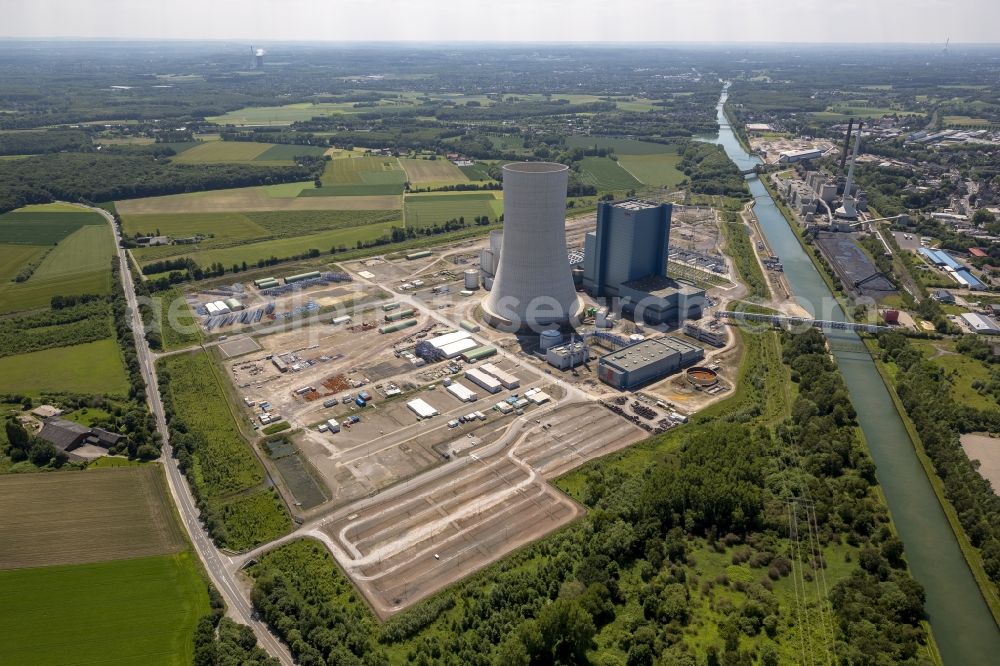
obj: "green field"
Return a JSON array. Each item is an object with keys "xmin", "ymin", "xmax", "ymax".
[
  {"xmin": 205, "ymin": 101, "xmax": 385, "ymax": 125},
  {"xmin": 617, "ymin": 152, "xmax": 686, "ymax": 188},
  {"xmin": 404, "ymin": 192, "xmax": 501, "ymax": 227},
  {"xmin": 300, "ymin": 183, "xmax": 404, "ymax": 196},
  {"xmin": 910, "ymin": 339, "xmax": 997, "ymax": 411},
  {"xmin": 399, "ymin": 157, "xmax": 470, "ymax": 186},
  {"xmin": 943, "ymin": 115, "xmax": 994, "ymax": 127},
  {"xmin": 122, "ymin": 212, "xmax": 268, "ymax": 240},
  {"xmin": 158, "ymin": 287, "xmax": 203, "ymax": 350},
  {"xmin": 159, "ymin": 351, "xmax": 290, "ymax": 550},
  {"xmin": 0, "ymin": 338, "xmax": 129, "ymax": 396},
  {"xmin": 135, "ymin": 216, "xmax": 402, "ymax": 270},
  {"xmin": 577, "ymin": 156, "xmax": 642, "ymax": 190},
  {"xmin": 0, "ymin": 244, "xmax": 46, "ymax": 281},
  {"xmin": 0, "ymin": 209, "xmax": 106, "ymax": 245},
  {"xmin": 322, "ymin": 155, "xmax": 405, "ymax": 182},
  {"xmin": 116, "ymin": 185, "xmax": 402, "ymax": 215},
  {"xmin": 129, "ymin": 209, "xmax": 403, "ymax": 268},
  {"xmin": 564, "ymin": 136, "xmax": 676, "ymax": 155},
  {"xmin": 0, "ymin": 553, "xmax": 209, "ymax": 666},
  {"xmin": 458, "ymin": 162, "xmax": 495, "ymax": 181},
  {"xmin": 0, "ymin": 222, "xmax": 115, "ymax": 312},
  {"xmin": 254, "ymin": 143, "xmax": 327, "ymax": 161}
]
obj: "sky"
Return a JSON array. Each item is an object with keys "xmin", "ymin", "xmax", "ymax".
[{"xmin": 3, "ymin": 0, "xmax": 998, "ymax": 44}]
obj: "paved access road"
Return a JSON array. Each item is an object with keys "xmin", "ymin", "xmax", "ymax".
[{"xmin": 82, "ymin": 204, "xmax": 295, "ymax": 666}]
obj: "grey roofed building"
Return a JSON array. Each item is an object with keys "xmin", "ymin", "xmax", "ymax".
[
  {"xmin": 932, "ymin": 289, "xmax": 955, "ymax": 304},
  {"xmin": 36, "ymin": 418, "xmax": 122, "ymax": 458},
  {"xmin": 37, "ymin": 418, "xmax": 93, "ymax": 452}
]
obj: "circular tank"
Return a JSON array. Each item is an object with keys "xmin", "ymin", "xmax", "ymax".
[
  {"xmin": 686, "ymin": 366, "xmax": 719, "ymax": 387},
  {"xmin": 539, "ymin": 329, "xmax": 563, "ymax": 351},
  {"xmin": 464, "ymin": 269, "xmax": 479, "ymax": 290}
]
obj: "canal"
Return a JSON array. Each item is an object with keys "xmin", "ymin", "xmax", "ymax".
[{"xmin": 703, "ymin": 86, "xmax": 1000, "ymax": 664}]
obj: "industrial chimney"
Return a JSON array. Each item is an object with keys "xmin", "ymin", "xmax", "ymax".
[{"xmin": 482, "ymin": 162, "xmax": 581, "ymax": 331}]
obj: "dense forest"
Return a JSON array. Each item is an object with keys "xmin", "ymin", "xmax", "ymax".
[
  {"xmin": 244, "ymin": 329, "xmax": 932, "ymax": 666},
  {"xmin": 0, "ymin": 153, "xmax": 323, "ymax": 214}
]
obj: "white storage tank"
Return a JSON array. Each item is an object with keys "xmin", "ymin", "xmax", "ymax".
[
  {"xmin": 464, "ymin": 269, "xmax": 479, "ymax": 290},
  {"xmin": 539, "ymin": 329, "xmax": 562, "ymax": 351}
]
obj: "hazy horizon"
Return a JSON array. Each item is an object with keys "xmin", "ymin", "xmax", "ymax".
[{"xmin": 3, "ymin": 0, "xmax": 998, "ymax": 44}]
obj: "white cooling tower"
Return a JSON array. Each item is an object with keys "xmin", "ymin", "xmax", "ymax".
[{"xmin": 482, "ymin": 162, "xmax": 581, "ymax": 331}]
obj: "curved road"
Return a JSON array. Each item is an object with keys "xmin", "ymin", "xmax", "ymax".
[{"xmin": 81, "ymin": 204, "xmax": 295, "ymax": 665}]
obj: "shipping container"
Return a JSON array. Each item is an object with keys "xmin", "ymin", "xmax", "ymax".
[
  {"xmin": 326, "ymin": 419, "xmax": 341, "ymax": 433},
  {"xmin": 322, "ymin": 399, "xmax": 338, "ymax": 408}
]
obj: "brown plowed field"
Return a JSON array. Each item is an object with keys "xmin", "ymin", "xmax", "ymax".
[{"xmin": 0, "ymin": 465, "xmax": 187, "ymax": 570}]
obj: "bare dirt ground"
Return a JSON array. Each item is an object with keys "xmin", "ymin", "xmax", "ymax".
[
  {"xmin": 0, "ymin": 466, "xmax": 187, "ymax": 570},
  {"xmin": 306, "ymin": 402, "xmax": 644, "ymax": 618},
  {"xmin": 961, "ymin": 434, "xmax": 1000, "ymax": 495}
]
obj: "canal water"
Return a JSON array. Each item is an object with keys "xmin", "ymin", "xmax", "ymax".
[{"xmin": 702, "ymin": 87, "xmax": 1000, "ymax": 664}]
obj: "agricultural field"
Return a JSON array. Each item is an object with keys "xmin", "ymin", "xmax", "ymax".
[
  {"xmin": 205, "ymin": 101, "xmax": 393, "ymax": 125},
  {"xmin": 576, "ymin": 156, "xmax": 642, "ymax": 190},
  {"xmin": 116, "ymin": 185, "xmax": 402, "ymax": 214},
  {"xmin": 565, "ymin": 136, "xmax": 677, "ymax": 155},
  {"xmin": 943, "ymin": 115, "xmax": 994, "ymax": 127},
  {"xmin": 311, "ymin": 155, "xmax": 407, "ymax": 196},
  {"xmin": 122, "ymin": 211, "xmax": 269, "ymax": 240},
  {"xmin": 457, "ymin": 162, "xmax": 496, "ymax": 181},
  {"xmin": 404, "ymin": 192, "xmax": 502, "ymax": 228},
  {"xmin": 810, "ymin": 104, "xmax": 922, "ymax": 121},
  {"xmin": 171, "ymin": 141, "xmax": 326, "ymax": 165},
  {"xmin": 399, "ymin": 157, "xmax": 470, "ymax": 186},
  {"xmin": 0, "ymin": 207, "xmax": 114, "ymax": 313},
  {"xmin": 0, "ymin": 466, "xmax": 187, "ymax": 569},
  {"xmin": 0, "ymin": 338, "xmax": 129, "ymax": 396},
  {"xmin": 617, "ymin": 152, "xmax": 686, "ymax": 188},
  {"xmin": 0, "ymin": 464, "xmax": 208, "ymax": 666},
  {"xmin": 158, "ymin": 351, "xmax": 290, "ymax": 550},
  {"xmin": 0, "ymin": 208, "xmax": 106, "ymax": 244},
  {"xmin": 0, "ymin": 554, "xmax": 209, "ymax": 666},
  {"xmin": 176, "ymin": 223, "xmax": 400, "ymax": 269},
  {"xmin": 0, "ymin": 244, "xmax": 46, "ymax": 281}
]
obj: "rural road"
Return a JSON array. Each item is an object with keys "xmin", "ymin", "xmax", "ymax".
[{"xmin": 82, "ymin": 204, "xmax": 295, "ymax": 666}]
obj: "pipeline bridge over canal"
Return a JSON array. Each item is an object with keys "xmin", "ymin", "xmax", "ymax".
[{"xmin": 715, "ymin": 310, "xmax": 895, "ymax": 334}]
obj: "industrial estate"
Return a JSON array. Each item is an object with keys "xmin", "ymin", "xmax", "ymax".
[{"xmin": 1, "ymin": 35, "xmax": 1000, "ymax": 666}]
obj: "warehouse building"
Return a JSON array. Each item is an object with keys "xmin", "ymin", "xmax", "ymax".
[
  {"xmin": 961, "ymin": 312, "xmax": 1000, "ymax": 335},
  {"xmin": 597, "ymin": 336, "xmax": 704, "ymax": 390},
  {"xmin": 479, "ymin": 363, "xmax": 520, "ymax": 389},
  {"xmin": 778, "ymin": 148, "xmax": 822, "ymax": 163},
  {"xmin": 439, "ymin": 338, "xmax": 478, "ymax": 359},
  {"xmin": 427, "ymin": 330, "xmax": 471, "ymax": 350},
  {"xmin": 407, "ymin": 398, "xmax": 439, "ymax": 419},
  {"xmin": 447, "ymin": 382, "xmax": 478, "ymax": 402},
  {"xmin": 465, "ymin": 368, "xmax": 502, "ymax": 393}
]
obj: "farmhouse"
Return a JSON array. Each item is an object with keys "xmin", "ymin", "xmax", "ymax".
[{"xmin": 36, "ymin": 418, "xmax": 122, "ymax": 461}]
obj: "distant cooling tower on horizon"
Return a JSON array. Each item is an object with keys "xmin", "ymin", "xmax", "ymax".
[{"xmin": 482, "ymin": 162, "xmax": 581, "ymax": 331}]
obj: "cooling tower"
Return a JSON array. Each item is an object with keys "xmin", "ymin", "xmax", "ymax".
[{"xmin": 482, "ymin": 162, "xmax": 581, "ymax": 331}]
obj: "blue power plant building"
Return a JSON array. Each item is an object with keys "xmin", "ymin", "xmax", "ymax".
[{"xmin": 582, "ymin": 199, "xmax": 704, "ymax": 325}]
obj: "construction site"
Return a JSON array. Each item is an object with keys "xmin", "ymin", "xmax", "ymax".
[{"xmin": 209, "ymin": 162, "xmax": 769, "ymax": 617}]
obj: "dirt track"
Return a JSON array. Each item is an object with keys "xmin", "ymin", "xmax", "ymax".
[{"xmin": 305, "ymin": 402, "xmax": 644, "ymax": 617}]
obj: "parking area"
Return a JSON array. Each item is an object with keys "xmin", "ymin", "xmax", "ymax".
[{"xmin": 315, "ymin": 401, "xmax": 644, "ymax": 618}]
